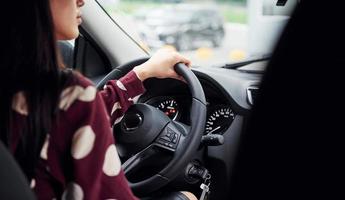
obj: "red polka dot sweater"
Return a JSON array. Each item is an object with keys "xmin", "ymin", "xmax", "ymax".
[{"xmin": 10, "ymin": 70, "xmax": 145, "ymax": 200}]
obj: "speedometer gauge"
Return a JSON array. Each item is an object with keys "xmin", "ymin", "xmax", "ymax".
[
  {"xmin": 205, "ymin": 106, "xmax": 235, "ymax": 135},
  {"xmin": 157, "ymin": 99, "xmax": 179, "ymax": 120}
]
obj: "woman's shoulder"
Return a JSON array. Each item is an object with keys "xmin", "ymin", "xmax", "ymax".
[
  {"xmin": 59, "ymin": 70, "xmax": 98, "ymax": 111},
  {"xmin": 62, "ymin": 69, "xmax": 94, "ymax": 89}
]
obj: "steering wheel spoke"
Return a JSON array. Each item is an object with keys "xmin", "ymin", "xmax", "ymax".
[
  {"xmin": 122, "ymin": 145, "xmax": 159, "ymax": 177},
  {"xmin": 154, "ymin": 122, "xmax": 186, "ymax": 152}
]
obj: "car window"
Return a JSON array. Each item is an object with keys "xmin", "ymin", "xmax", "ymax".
[{"xmin": 96, "ymin": 0, "xmax": 296, "ymax": 67}]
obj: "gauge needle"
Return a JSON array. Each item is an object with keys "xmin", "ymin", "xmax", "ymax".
[{"xmin": 208, "ymin": 126, "xmax": 221, "ymax": 134}]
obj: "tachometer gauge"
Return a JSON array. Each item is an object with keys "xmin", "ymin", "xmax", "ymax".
[
  {"xmin": 205, "ymin": 106, "xmax": 235, "ymax": 135},
  {"xmin": 157, "ymin": 98, "xmax": 179, "ymax": 120}
]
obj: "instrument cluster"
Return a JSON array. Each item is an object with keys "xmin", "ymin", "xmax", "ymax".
[{"xmin": 146, "ymin": 96, "xmax": 235, "ymax": 135}]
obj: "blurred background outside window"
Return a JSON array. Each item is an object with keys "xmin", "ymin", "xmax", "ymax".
[{"xmin": 97, "ymin": 0, "xmax": 295, "ymax": 67}]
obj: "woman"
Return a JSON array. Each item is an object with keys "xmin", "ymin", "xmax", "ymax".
[{"xmin": 0, "ymin": 0, "xmax": 196, "ymax": 199}]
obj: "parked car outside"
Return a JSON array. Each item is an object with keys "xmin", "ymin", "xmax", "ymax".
[{"xmin": 135, "ymin": 4, "xmax": 225, "ymax": 51}]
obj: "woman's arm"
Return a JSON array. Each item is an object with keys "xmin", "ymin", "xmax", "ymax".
[
  {"xmin": 69, "ymin": 86, "xmax": 138, "ymax": 200},
  {"xmin": 99, "ymin": 70, "xmax": 145, "ymax": 126}
]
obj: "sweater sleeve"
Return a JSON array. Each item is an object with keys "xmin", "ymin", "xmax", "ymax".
[
  {"xmin": 99, "ymin": 70, "xmax": 146, "ymax": 126},
  {"xmin": 65, "ymin": 85, "xmax": 138, "ymax": 200}
]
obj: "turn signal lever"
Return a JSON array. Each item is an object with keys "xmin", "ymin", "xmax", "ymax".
[{"xmin": 201, "ymin": 134, "xmax": 224, "ymax": 146}]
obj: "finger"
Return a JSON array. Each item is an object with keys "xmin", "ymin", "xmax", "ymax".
[
  {"xmin": 173, "ymin": 52, "xmax": 191, "ymax": 66},
  {"xmin": 186, "ymin": 62, "xmax": 192, "ymax": 68},
  {"xmin": 178, "ymin": 56, "xmax": 191, "ymax": 67},
  {"xmin": 180, "ymin": 56, "xmax": 191, "ymax": 67}
]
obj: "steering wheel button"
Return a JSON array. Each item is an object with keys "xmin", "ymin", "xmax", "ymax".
[
  {"xmin": 166, "ymin": 133, "xmax": 173, "ymax": 139},
  {"xmin": 161, "ymin": 136, "xmax": 171, "ymax": 141},
  {"xmin": 167, "ymin": 127, "xmax": 174, "ymax": 134}
]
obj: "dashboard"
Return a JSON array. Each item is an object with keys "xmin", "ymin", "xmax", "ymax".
[
  {"xmin": 127, "ymin": 63, "xmax": 264, "ymax": 199},
  {"xmin": 144, "ymin": 95, "xmax": 235, "ymax": 135},
  {"xmin": 138, "ymin": 65, "xmax": 262, "ymax": 136}
]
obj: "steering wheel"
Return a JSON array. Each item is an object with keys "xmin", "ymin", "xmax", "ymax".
[{"xmin": 97, "ymin": 58, "xmax": 206, "ymax": 196}]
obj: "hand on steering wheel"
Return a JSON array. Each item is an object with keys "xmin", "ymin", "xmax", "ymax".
[{"xmin": 133, "ymin": 49, "xmax": 191, "ymax": 81}]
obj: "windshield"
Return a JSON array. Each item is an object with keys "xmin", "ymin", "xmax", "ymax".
[
  {"xmin": 96, "ymin": 0, "xmax": 297, "ymax": 67},
  {"xmin": 146, "ymin": 8, "xmax": 194, "ymax": 22}
]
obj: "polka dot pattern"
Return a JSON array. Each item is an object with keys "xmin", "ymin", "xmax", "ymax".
[
  {"xmin": 62, "ymin": 182, "xmax": 84, "ymax": 200},
  {"xmin": 59, "ymin": 86, "xmax": 97, "ymax": 111},
  {"xmin": 71, "ymin": 126, "xmax": 96, "ymax": 160},
  {"xmin": 9, "ymin": 70, "xmax": 145, "ymax": 199},
  {"xmin": 103, "ymin": 145, "xmax": 121, "ymax": 177}
]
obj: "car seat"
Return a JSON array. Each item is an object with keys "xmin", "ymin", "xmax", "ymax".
[
  {"xmin": 228, "ymin": 1, "xmax": 343, "ymax": 199},
  {"xmin": 0, "ymin": 141, "xmax": 36, "ymax": 199}
]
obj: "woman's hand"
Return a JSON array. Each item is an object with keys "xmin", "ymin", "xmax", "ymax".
[{"xmin": 133, "ymin": 48, "xmax": 191, "ymax": 81}]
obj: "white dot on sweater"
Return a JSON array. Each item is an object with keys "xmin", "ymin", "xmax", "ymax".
[
  {"xmin": 111, "ymin": 102, "xmax": 121, "ymax": 115},
  {"xmin": 62, "ymin": 182, "xmax": 84, "ymax": 200},
  {"xmin": 71, "ymin": 125, "xmax": 96, "ymax": 159},
  {"xmin": 78, "ymin": 86, "xmax": 97, "ymax": 102},
  {"xmin": 40, "ymin": 135, "xmax": 50, "ymax": 160},
  {"xmin": 59, "ymin": 86, "xmax": 84, "ymax": 111},
  {"xmin": 116, "ymin": 80, "xmax": 127, "ymax": 91},
  {"xmin": 114, "ymin": 116, "xmax": 124, "ymax": 125},
  {"xmin": 128, "ymin": 94, "xmax": 141, "ymax": 104},
  {"xmin": 103, "ymin": 145, "xmax": 121, "ymax": 177}
]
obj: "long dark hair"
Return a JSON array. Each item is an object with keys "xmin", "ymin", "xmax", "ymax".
[{"xmin": 0, "ymin": 0, "xmax": 70, "ymax": 180}]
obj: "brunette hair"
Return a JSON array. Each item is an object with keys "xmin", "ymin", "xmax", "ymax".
[{"xmin": 0, "ymin": 0, "xmax": 72, "ymax": 180}]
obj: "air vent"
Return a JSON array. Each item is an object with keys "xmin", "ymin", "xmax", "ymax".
[{"xmin": 246, "ymin": 86, "xmax": 259, "ymax": 105}]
